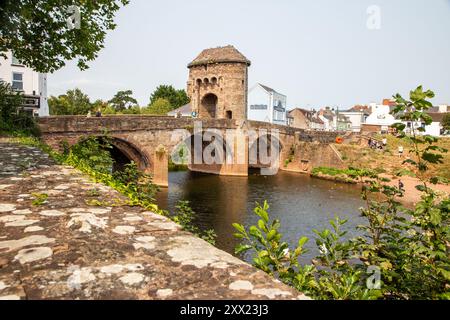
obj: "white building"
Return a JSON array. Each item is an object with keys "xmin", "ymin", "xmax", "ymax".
[
  {"xmin": 365, "ymin": 103, "xmax": 396, "ymax": 128},
  {"xmin": 400, "ymin": 108, "xmax": 449, "ymax": 137},
  {"xmin": 0, "ymin": 51, "xmax": 48, "ymax": 116},
  {"xmin": 247, "ymin": 83, "xmax": 287, "ymax": 125},
  {"xmin": 318, "ymin": 114, "xmax": 332, "ymax": 131},
  {"xmin": 339, "ymin": 111, "xmax": 368, "ymax": 132}
]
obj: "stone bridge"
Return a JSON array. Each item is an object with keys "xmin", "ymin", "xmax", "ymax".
[{"xmin": 38, "ymin": 116, "xmax": 344, "ymax": 186}]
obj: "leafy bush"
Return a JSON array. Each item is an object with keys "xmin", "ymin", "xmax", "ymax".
[
  {"xmin": 142, "ymin": 98, "xmax": 172, "ymax": 115},
  {"xmin": 0, "ymin": 81, "xmax": 39, "ymax": 136},
  {"xmin": 311, "ymin": 167, "xmax": 360, "ymax": 177},
  {"xmin": 112, "ymin": 162, "xmax": 159, "ymax": 204},
  {"xmin": 173, "ymin": 200, "xmax": 217, "ymax": 245},
  {"xmin": 311, "ymin": 167, "xmax": 359, "ymax": 183},
  {"xmin": 68, "ymin": 136, "xmax": 114, "ymax": 174}
]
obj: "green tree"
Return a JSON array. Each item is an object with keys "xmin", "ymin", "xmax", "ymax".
[
  {"xmin": 149, "ymin": 85, "xmax": 189, "ymax": 109},
  {"xmin": 92, "ymin": 99, "xmax": 110, "ymax": 113},
  {"xmin": 442, "ymin": 113, "xmax": 450, "ymax": 133},
  {"xmin": 49, "ymin": 88, "xmax": 92, "ymax": 115},
  {"xmin": 108, "ymin": 90, "xmax": 138, "ymax": 112},
  {"xmin": 121, "ymin": 106, "xmax": 141, "ymax": 114},
  {"xmin": 0, "ymin": 81, "xmax": 38, "ymax": 135},
  {"xmin": 142, "ymin": 98, "xmax": 172, "ymax": 115},
  {"xmin": 0, "ymin": 0, "xmax": 128, "ymax": 72}
]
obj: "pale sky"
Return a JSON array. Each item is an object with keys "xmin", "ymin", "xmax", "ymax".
[{"xmin": 48, "ymin": 0, "xmax": 450, "ymax": 110}]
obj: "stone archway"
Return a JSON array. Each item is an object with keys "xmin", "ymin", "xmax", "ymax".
[
  {"xmin": 108, "ymin": 137, "xmax": 151, "ymax": 173},
  {"xmin": 172, "ymin": 130, "xmax": 235, "ymax": 175},
  {"xmin": 248, "ymin": 134, "xmax": 283, "ymax": 172},
  {"xmin": 200, "ymin": 93, "xmax": 218, "ymax": 119}
]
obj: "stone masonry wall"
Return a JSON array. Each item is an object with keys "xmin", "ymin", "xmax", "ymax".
[
  {"xmin": 0, "ymin": 140, "xmax": 308, "ymax": 300},
  {"xmin": 188, "ymin": 63, "xmax": 248, "ymax": 120}
]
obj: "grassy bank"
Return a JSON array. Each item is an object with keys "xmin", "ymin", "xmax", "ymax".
[{"xmin": 310, "ymin": 167, "xmax": 359, "ymax": 184}]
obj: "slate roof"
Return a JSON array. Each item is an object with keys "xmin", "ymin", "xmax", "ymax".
[
  {"xmin": 188, "ymin": 45, "xmax": 251, "ymax": 67},
  {"xmin": 289, "ymin": 108, "xmax": 324, "ymax": 124},
  {"xmin": 259, "ymin": 84, "xmax": 277, "ymax": 94},
  {"xmin": 167, "ymin": 103, "xmax": 191, "ymax": 116},
  {"xmin": 346, "ymin": 105, "xmax": 371, "ymax": 114},
  {"xmin": 427, "ymin": 112, "xmax": 448, "ymax": 123}
]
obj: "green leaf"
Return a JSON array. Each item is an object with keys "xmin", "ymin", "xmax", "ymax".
[
  {"xmin": 258, "ymin": 250, "xmax": 269, "ymax": 258},
  {"xmin": 235, "ymin": 244, "xmax": 252, "ymax": 255},
  {"xmin": 232, "ymin": 223, "xmax": 245, "ymax": 234},
  {"xmin": 429, "ymin": 208, "xmax": 441, "ymax": 225},
  {"xmin": 249, "ymin": 226, "xmax": 263, "ymax": 239},
  {"xmin": 422, "ymin": 152, "xmax": 444, "ymax": 164},
  {"xmin": 267, "ymin": 229, "xmax": 277, "ymax": 241},
  {"xmin": 298, "ymin": 236, "xmax": 309, "ymax": 247},
  {"xmin": 233, "ymin": 233, "xmax": 245, "ymax": 239},
  {"xmin": 255, "ymin": 206, "xmax": 269, "ymax": 223},
  {"xmin": 258, "ymin": 219, "xmax": 266, "ymax": 231}
]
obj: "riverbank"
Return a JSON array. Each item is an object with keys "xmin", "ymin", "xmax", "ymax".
[
  {"xmin": 0, "ymin": 141, "xmax": 306, "ymax": 300},
  {"xmin": 335, "ymin": 136, "xmax": 450, "ymax": 180},
  {"xmin": 310, "ymin": 167, "xmax": 449, "ymax": 207}
]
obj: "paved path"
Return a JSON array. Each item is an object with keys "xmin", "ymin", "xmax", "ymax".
[{"xmin": 0, "ymin": 141, "xmax": 307, "ymax": 300}]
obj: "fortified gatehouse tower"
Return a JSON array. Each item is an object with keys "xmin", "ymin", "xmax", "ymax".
[{"xmin": 187, "ymin": 45, "xmax": 251, "ymax": 121}]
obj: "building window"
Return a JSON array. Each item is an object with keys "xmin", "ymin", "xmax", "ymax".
[
  {"xmin": 250, "ymin": 104, "xmax": 267, "ymax": 110},
  {"xmin": 11, "ymin": 52, "xmax": 23, "ymax": 66},
  {"xmin": 12, "ymin": 72, "xmax": 23, "ymax": 91},
  {"xmin": 226, "ymin": 110, "xmax": 232, "ymax": 119},
  {"xmin": 273, "ymin": 111, "xmax": 285, "ymax": 121}
]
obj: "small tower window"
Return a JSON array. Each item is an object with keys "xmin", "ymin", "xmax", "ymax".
[
  {"xmin": 226, "ymin": 110, "xmax": 232, "ymax": 119},
  {"xmin": 196, "ymin": 79, "xmax": 202, "ymax": 86},
  {"xmin": 211, "ymin": 77, "xmax": 217, "ymax": 85},
  {"xmin": 204, "ymin": 78, "xmax": 209, "ymax": 85}
]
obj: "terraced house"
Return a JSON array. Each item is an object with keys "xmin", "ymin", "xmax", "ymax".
[{"xmin": 288, "ymin": 108, "xmax": 325, "ymax": 130}]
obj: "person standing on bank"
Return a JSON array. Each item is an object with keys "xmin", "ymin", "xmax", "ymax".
[
  {"xmin": 399, "ymin": 179, "xmax": 405, "ymax": 192},
  {"xmin": 398, "ymin": 145, "xmax": 404, "ymax": 157}
]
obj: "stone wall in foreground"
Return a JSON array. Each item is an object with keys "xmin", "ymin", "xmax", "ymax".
[{"xmin": 0, "ymin": 141, "xmax": 309, "ymax": 300}]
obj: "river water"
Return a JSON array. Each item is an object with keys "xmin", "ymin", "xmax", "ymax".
[{"xmin": 156, "ymin": 170, "xmax": 367, "ymax": 264}]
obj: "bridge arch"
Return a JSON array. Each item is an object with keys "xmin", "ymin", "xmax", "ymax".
[
  {"xmin": 200, "ymin": 93, "xmax": 218, "ymax": 119},
  {"xmin": 108, "ymin": 137, "xmax": 151, "ymax": 173},
  {"xmin": 76, "ymin": 135, "xmax": 151, "ymax": 173},
  {"xmin": 171, "ymin": 130, "xmax": 233, "ymax": 175},
  {"xmin": 248, "ymin": 133, "xmax": 283, "ymax": 170}
]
